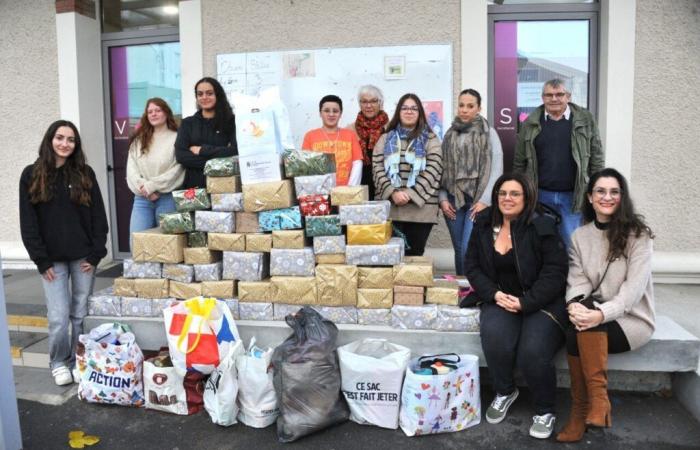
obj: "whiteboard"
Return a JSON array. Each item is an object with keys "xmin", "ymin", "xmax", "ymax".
[{"xmin": 216, "ymin": 44, "xmax": 453, "ymax": 149}]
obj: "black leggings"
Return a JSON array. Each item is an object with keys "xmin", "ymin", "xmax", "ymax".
[
  {"xmin": 566, "ymin": 298, "xmax": 631, "ymax": 356},
  {"xmin": 393, "ymin": 221, "xmax": 434, "ymax": 256}
]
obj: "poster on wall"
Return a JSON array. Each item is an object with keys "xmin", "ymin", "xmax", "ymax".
[
  {"xmin": 423, "ymin": 101, "xmax": 444, "ymax": 139},
  {"xmin": 384, "ymin": 55, "xmax": 406, "ymax": 79},
  {"xmin": 283, "ymin": 52, "xmax": 315, "ymax": 78}
]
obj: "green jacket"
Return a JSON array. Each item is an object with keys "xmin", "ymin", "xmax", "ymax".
[{"xmin": 513, "ymin": 103, "xmax": 604, "ymax": 212}]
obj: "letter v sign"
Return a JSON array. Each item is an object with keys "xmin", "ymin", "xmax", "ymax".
[{"xmin": 114, "ymin": 119, "xmax": 128, "ymax": 138}]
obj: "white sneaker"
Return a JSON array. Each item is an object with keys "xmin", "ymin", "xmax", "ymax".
[
  {"xmin": 52, "ymin": 366, "xmax": 73, "ymax": 386},
  {"xmin": 530, "ymin": 413, "xmax": 556, "ymax": 439},
  {"xmin": 72, "ymin": 367, "xmax": 81, "ymax": 384}
]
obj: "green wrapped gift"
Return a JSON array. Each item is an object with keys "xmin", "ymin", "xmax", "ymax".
[
  {"xmin": 187, "ymin": 231, "xmax": 207, "ymax": 248},
  {"xmin": 203, "ymin": 156, "xmax": 240, "ymax": 177},
  {"xmin": 283, "ymin": 149, "xmax": 336, "ymax": 177},
  {"xmin": 305, "ymin": 214, "xmax": 342, "ymax": 237},
  {"xmin": 173, "ymin": 188, "xmax": 211, "ymax": 212},
  {"xmin": 159, "ymin": 212, "xmax": 194, "ymax": 234}
]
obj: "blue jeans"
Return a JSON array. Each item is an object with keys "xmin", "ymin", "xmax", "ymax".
[
  {"xmin": 130, "ymin": 193, "xmax": 176, "ymax": 241},
  {"xmin": 537, "ymin": 189, "xmax": 582, "ymax": 248},
  {"xmin": 41, "ymin": 259, "xmax": 95, "ymax": 370},
  {"xmin": 443, "ymin": 194, "xmax": 474, "ymax": 276}
]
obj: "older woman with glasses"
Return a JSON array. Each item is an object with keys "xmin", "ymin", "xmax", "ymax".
[{"xmin": 465, "ymin": 173, "xmax": 568, "ymax": 439}]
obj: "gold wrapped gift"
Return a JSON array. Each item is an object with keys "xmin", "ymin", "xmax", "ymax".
[
  {"xmin": 246, "ymin": 233, "xmax": 272, "ymax": 252},
  {"xmin": 433, "ymin": 275, "xmax": 468, "ymax": 289},
  {"xmin": 347, "ymin": 221, "xmax": 392, "ymax": 245},
  {"xmin": 393, "ymin": 285, "xmax": 424, "ymax": 305},
  {"xmin": 238, "ymin": 280, "xmax": 273, "ymax": 302},
  {"xmin": 206, "ymin": 175, "xmax": 241, "ymax": 194},
  {"xmin": 393, "ymin": 263, "xmax": 434, "ymax": 287},
  {"xmin": 134, "ymin": 278, "xmax": 169, "ymax": 299},
  {"xmin": 235, "ymin": 211, "xmax": 261, "ymax": 233},
  {"xmin": 316, "ymin": 264, "xmax": 358, "ymax": 306},
  {"xmin": 403, "ymin": 255, "xmax": 433, "ymax": 265},
  {"xmin": 272, "ymin": 230, "xmax": 305, "ymax": 249},
  {"xmin": 358, "ymin": 267, "xmax": 394, "ymax": 289},
  {"xmin": 331, "ymin": 185, "xmax": 369, "ymax": 206},
  {"xmin": 208, "ymin": 233, "xmax": 246, "ymax": 251},
  {"xmin": 113, "ymin": 277, "xmax": 136, "ymax": 296},
  {"xmin": 201, "ymin": 280, "xmax": 236, "ymax": 298},
  {"xmin": 357, "ymin": 288, "xmax": 393, "ymax": 309},
  {"xmin": 132, "ymin": 227, "xmax": 186, "ymax": 263},
  {"xmin": 426, "ymin": 287, "xmax": 459, "ymax": 306},
  {"xmin": 184, "ymin": 247, "xmax": 222, "ymax": 265},
  {"xmin": 315, "ymin": 253, "xmax": 345, "ymax": 264},
  {"xmin": 271, "ymin": 276, "xmax": 317, "ymax": 304},
  {"xmin": 169, "ymin": 280, "xmax": 202, "ymax": 299},
  {"xmin": 242, "ymin": 180, "xmax": 295, "ymax": 212}
]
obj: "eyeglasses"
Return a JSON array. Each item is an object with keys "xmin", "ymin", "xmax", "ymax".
[
  {"xmin": 592, "ymin": 188, "xmax": 622, "ymax": 199},
  {"xmin": 543, "ymin": 92, "xmax": 567, "ymax": 99},
  {"xmin": 400, "ymin": 106, "xmax": 419, "ymax": 112},
  {"xmin": 360, "ymin": 99, "xmax": 379, "ymax": 105},
  {"xmin": 497, "ymin": 191, "xmax": 523, "ymax": 199}
]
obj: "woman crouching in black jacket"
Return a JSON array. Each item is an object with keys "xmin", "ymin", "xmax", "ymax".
[{"xmin": 465, "ymin": 172, "xmax": 568, "ymax": 440}]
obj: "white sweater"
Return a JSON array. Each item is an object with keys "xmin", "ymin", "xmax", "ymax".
[{"xmin": 126, "ymin": 128, "xmax": 184, "ymax": 196}]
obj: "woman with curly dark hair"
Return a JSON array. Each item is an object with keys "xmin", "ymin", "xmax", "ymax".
[
  {"xmin": 557, "ymin": 167, "xmax": 655, "ymax": 442},
  {"xmin": 19, "ymin": 120, "xmax": 108, "ymax": 386}
]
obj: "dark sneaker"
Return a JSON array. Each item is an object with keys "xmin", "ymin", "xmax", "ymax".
[
  {"xmin": 530, "ymin": 413, "xmax": 556, "ymax": 439},
  {"xmin": 485, "ymin": 388, "xmax": 519, "ymax": 424}
]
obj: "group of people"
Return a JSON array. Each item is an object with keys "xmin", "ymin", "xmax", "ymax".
[{"xmin": 19, "ymin": 76, "xmax": 655, "ymax": 442}]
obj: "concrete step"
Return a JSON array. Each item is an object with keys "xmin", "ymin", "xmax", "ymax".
[
  {"xmin": 13, "ymin": 366, "xmax": 77, "ymax": 406},
  {"xmin": 9, "ymin": 330, "xmax": 49, "ymax": 368}
]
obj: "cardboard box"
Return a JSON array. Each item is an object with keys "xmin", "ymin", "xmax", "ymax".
[
  {"xmin": 132, "ymin": 228, "xmax": 187, "ymax": 263},
  {"xmin": 169, "ymin": 280, "xmax": 202, "ymax": 300},
  {"xmin": 234, "ymin": 211, "xmax": 261, "ymax": 233},
  {"xmin": 315, "ymin": 264, "xmax": 358, "ymax": 306},
  {"xmin": 393, "ymin": 285, "xmax": 425, "ymax": 306},
  {"xmin": 184, "ymin": 247, "xmax": 222, "ymax": 265},
  {"xmin": 208, "ymin": 233, "xmax": 246, "ymax": 252},
  {"xmin": 201, "ymin": 280, "xmax": 236, "ymax": 298},
  {"xmin": 272, "ymin": 230, "xmax": 305, "ymax": 249},
  {"xmin": 330, "ymin": 185, "xmax": 369, "ymax": 206},
  {"xmin": 242, "ymin": 180, "xmax": 295, "ymax": 212},
  {"xmin": 113, "ymin": 277, "xmax": 136, "ymax": 297},
  {"xmin": 162, "ymin": 263, "xmax": 194, "ymax": 283},
  {"xmin": 206, "ymin": 175, "xmax": 241, "ymax": 194},
  {"xmin": 270, "ymin": 247, "xmax": 315, "ymax": 276},
  {"xmin": 246, "ymin": 233, "xmax": 273, "ymax": 252},
  {"xmin": 426, "ymin": 287, "xmax": 459, "ymax": 306},
  {"xmin": 357, "ymin": 267, "xmax": 394, "ymax": 289},
  {"xmin": 237, "ymin": 280, "xmax": 273, "ymax": 302},
  {"xmin": 346, "ymin": 221, "xmax": 392, "ymax": 245},
  {"xmin": 393, "ymin": 263, "xmax": 434, "ymax": 287},
  {"xmin": 270, "ymin": 276, "xmax": 317, "ymax": 304},
  {"xmin": 357, "ymin": 288, "xmax": 393, "ymax": 309},
  {"xmin": 315, "ymin": 253, "xmax": 345, "ymax": 264},
  {"xmin": 239, "ymin": 152, "xmax": 283, "ymax": 184}
]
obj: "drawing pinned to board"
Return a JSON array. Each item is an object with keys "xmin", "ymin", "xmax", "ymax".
[
  {"xmin": 423, "ymin": 101, "xmax": 444, "ymax": 139},
  {"xmin": 384, "ymin": 55, "xmax": 406, "ymax": 80},
  {"xmin": 283, "ymin": 52, "xmax": 315, "ymax": 78}
]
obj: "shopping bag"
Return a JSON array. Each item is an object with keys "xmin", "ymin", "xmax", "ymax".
[
  {"xmin": 144, "ymin": 349, "xmax": 189, "ymax": 415},
  {"xmin": 76, "ymin": 322, "xmax": 144, "ymax": 407},
  {"xmin": 204, "ymin": 340, "xmax": 245, "ymax": 426},
  {"xmin": 236, "ymin": 337, "xmax": 279, "ymax": 428},
  {"xmin": 163, "ymin": 297, "xmax": 241, "ymax": 376},
  {"xmin": 236, "ymin": 109, "xmax": 281, "ymax": 156},
  {"xmin": 399, "ymin": 353, "xmax": 480, "ymax": 436},
  {"xmin": 338, "ymin": 339, "xmax": 411, "ymax": 429}
]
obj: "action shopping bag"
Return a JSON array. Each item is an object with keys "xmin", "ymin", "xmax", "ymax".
[
  {"xmin": 399, "ymin": 353, "xmax": 480, "ymax": 436},
  {"xmin": 338, "ymin": 338, "xmax": 411, "ymax": 429},
  {"xmin": 144, "ymin": 349, "xmax": 189, "ymax": 415},
  {"xmin": 76, "ymin": 322, "xmax": 144, "ymax": 407},
  {"xmin": 204, "ymin": 340, "xmax": 245, "ymax": 426},
  {"xmin": 236, "ymin": 338, "xmax": 279, "ymax": 428}
]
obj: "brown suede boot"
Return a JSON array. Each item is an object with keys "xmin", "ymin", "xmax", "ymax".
[
  {"xmin": 556, "ymin": 355, "xmax": 588, "ymax": 442},
  {"xmin": 577, "ymin": 331, "xmax": 612, "ymax": 427}
]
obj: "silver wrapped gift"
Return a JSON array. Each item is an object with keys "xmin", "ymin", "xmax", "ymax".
[
  {"xmin": 211, "ymin": 193, "xmax": 244, "ymax": 212},
  {"xmin": 152, "ymin": 298, "xmax": 178, "ymax": 317},
  {"xmin": 357, "ymin": 308, "xmax": 392, "ymax": 326},
  {"xmin": 222, "ymin": 251, "xmax": 269, "ymax": 281},
  {"xmin": 293, "ymin": 173, "xmax": 336, "ymax": 197},
  {"xmin": 346, "ymin": 237, "xmax": 404, "ymax": 266},
  {"xmin": 313, "ymin": 235, "xmax": 346, "ymax": 255},
  {"xmin": 273, "ymin": 303, "xmax": 305, "ymax": 321},
  {"xmin": 122, "ymin": 259, "xmax": 162, "ymax": 279},
  {"xmin": 195, "ymin": 210, "xmax": 235, "ymax": 233},
  {"xmin": 121, "ymin": 297, "xmax": 154, "ymax": 317},
  {"xmin": 162, "ymin": 263, "xmax": 195, "ymax": 283},
  {"xmin": 339, "ymin": 200, "xmax": 391, "ymax": 225},
  {"xmin": 312, "ymin": 305, "xmax": 358, "ymax": 324},
  {"xmin": 223, "ymin": 298, "xmax": 240, "ymax": 320},
  {"xmin": 391, "ymin": 304, "xmax": 438, "ymax": 330},
  {"xmin": 87, "ymin": 288, "xmax": 121, "ymax": 316},
  {"xmin": 194, "ymin": 262, "xmax": 223, "ymax": 282},
  {"xmin": 434, "ymin": 306, "xmax": 480, "ymax": 332},
  {"xmin": 238, "ymin": 302, "xmax": 273, "ymax": 321},
  {"xmin": 270, "ymin": 247, "xmax": 315, "ymax": 276}
]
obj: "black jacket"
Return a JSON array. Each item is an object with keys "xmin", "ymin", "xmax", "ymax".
[
  {"xmin": 19, "ymin": 164, "xmax": 109, "ymax": 274},
  {"xmin": 175, "ymin": 110, "xmax": 238, "ymax": 188},
  {"xmin": 465, "ymin": 207, "xmax": 568, "ymax": 329}
]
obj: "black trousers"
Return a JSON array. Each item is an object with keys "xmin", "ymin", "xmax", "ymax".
[
  {"xmin": 565, "ymin": 298, "xmax": 631, "ymax": 356},
  {"xmin": 362, "ymin": 165, "xmax": 375, "ymax": 200},
  {"xmin": 393, "ymin": 221, "xmax": 433, "ymax": 256}
]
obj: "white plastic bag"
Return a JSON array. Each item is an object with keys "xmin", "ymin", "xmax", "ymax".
[
  {"xmin": 144, "ymin": 351, "xmax": 189, "ymax": 415},
  {"xmin": 204, "ymin": 340, "xmax": 244, "ymax": 426},
  {"xmin": 236, "ymin": 338, "xmax": 279, "ymax": 428},
  {"xmin": 338, "ymin": 338, "xmax": 411, "ymax": 429}
]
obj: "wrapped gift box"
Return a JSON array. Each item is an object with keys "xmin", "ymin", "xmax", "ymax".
[
  {"xmin": 169, "ymin": 280, "xmax": 202, "ymax": 300},
  {"xmin": 194, "ymin": 262, "xmax": 223, "ymax": 282},
  {"xmin": 339, "ymin": 201, "xmax": 391, "ymax": 225},
  {"xmin": 282, "ymin": 149, "xmax": 336, "ymax": 177},
  {"xmin": 204, "ymin": 156, "xmax": 239, "ymax": 177},
  {"xmin": 208, "ymin": 233, "xmax": 246, "ymax": 252},
  {"xmin": 258, "ymin": 206, "xmax": 302, "ymax": 231},
  {"xmin": 238, "ymin": 302, "xmax": 273, "ymax": 321},
  {"xmin": 246, "ymin": 233, "xmax": 273, "ymax": 252},
  {"xmin": 88, "ymin": 289, "xmax": 121, "ymax": 316},
  {"xmin": 187, "ymin": 231, "xmax": 207, "ymax": 248},
  {"xmin": 315, "ymin": 264, "xmax": 358, "ymax": 306},
  {"xmin": 152, "ymin": 298, "xmax": 178, "ymax": 317},
  {"xmin": 305, "ymin": 214, "xmax": 341, "ymax": 237},
  {"xmin": 315, "ymin": 253, "xmax": 345, "ymax": 264},
  {"xmin": 133, "ymin": 228, "xmax": 187, "ymax": 263},
  {"xmin": 312, "ymin": 306, "xmax": 357, "ymax": 324},
  {"xmin": 346, "ymin": 237, "xmax": 404, "ymax": 266},
  {"xmin": 293, "ymin": 173, "xmax": 336, "ymax": 197},
  {"xmin": 330, "ymin": 185, "xmax": 369, "ymax": 206},
  {"xmin": 235, "ymin": 211, "xmax": 261, "ymax": 233},
  {"xmin": 206, "ymin": 175, "xmax": 241, "ymax": 194},
  {"xmin": 270, "ymin": 276, "xmax": 317, "ymax": 304},
  {"xmin": 159, "ymin": 212, "xmax": 194, "ymax": 234},
  {"xmin": 358, "ymin": 267, "xmax": 394, "ymax": 289},
  {"xmin": 393, "ymin": 262, "xmax": 434, "ymax": 287},
  {"xmin": 272, "ymin": 229, "xmax": 305, "ymax": 249},
  {"xmin": 393, "ymin": 285, "xmax": 424, "ymax": 306},
  {"xmin": 195, "ymin": 211, "xmax": 234, "ymax": 233},
  {"xmin": 113, "ymin": 277, "xmax": 136, "ymax": 297},
  {"xmin": 313, "ymin": 235, "xmax": 346, "ymax": 255},
  {"xmin": 238, "ymin": 280, "xmax": 274, "ymax": 303},
  {"xmin": 201, "ymin": 280, "xmax": 236, "ymax": 299},
  {"xmin": 298, "ymin": 194, "xmax": 331, "ymax": 216},
  {"xmin": 161, "ymin": 264, "xmax": 194, "ymax": 283},
  {"xmin": 434, "ymin": 306, "xmax": 480, "ymax": 332},
  {"xmin": 224, "ymin": 298, "xmax": 240, "ymax": 320},
  {"xmin": 403, "ymin": 255, "xmax": 433, "ymax": 264},
  {"xmin": 211, "ymin": 193, "xmax": 244, "ymax": 212},
  {"xmin": 122, "ymin": 259, "xmax": 161, "ymax": 279},
  {"xmin": 357, "ymin": 288, "xmax": 393, "ymax": 309},
  {"xmin": 270, "ymin": 247, "xmax": 315, "ymax": 277},
  {"xmin": 242, "ymin": 180, "xmax": 294, "ymax": 212},
  {"xmin": 223, "ymin": 251, "xmax": 269, "ymax": 281},
  {"xmin": 426, "ymin": 287, "xmax": 459, "ymax": 306},
  {"xmin": 273, "ymin": 303, "xmax": 304, "ymax": 321},
  {"xmin": 121, "ymin": 297, "xmax": 154, "ymax": 317},
  {"xmin": 433, "ymin": 275, "xmax": 470, "ymax": 289},
  {"xmin": 134, "ymin": 278, "xmax": 169, "ymax": 299},
  {"xmin": 346, "ymin": 221, "xmax": 392, "ymax": 245},
  {"xmin": 183, "ymin": 247, "xmax": 222, "ymax": 265},
  {"xmin": 391, "ymin": 304, "xmax": 438, "ymax": 330},
  {"xmin": 173, "ymin": 188, "xmax": 211, "ymax": 212},
  {"xmin": 357, "ymin": 308, "xmax": 391, "ymax": 326}
]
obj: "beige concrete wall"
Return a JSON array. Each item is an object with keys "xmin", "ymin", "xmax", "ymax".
[
  {"xmin": 0, "ymin": 0, "xmax": 60, "ymax": 243},
  {"xmin": 632, "ymin": 0, "xmax": 700, "ymax": 252}
]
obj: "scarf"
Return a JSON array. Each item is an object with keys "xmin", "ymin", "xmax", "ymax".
[
  {"xmin": 383, "ymin": 125, "xmax": 429, "ymax": 189},
  {"xmin": 440, "ymin": 115, "xmax": 492, "ymax": 209},
  {"xmin": 355, "ymin": 110, "xmax": 389, "ymax": 165}
]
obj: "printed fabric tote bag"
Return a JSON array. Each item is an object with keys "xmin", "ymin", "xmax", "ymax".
[{"xmin": 144, "ymin": 348, "xmax": 189, "ymax": 415}]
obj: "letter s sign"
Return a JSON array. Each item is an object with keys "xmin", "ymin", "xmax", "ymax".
[{"xmin": 499, "ymin": 108, "xmax": 513, "ymax": 125}]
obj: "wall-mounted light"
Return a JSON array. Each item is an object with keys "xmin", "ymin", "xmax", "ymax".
[{"xmin": 163, "ymin": 5, "xmax": 179, "ymax": 15}]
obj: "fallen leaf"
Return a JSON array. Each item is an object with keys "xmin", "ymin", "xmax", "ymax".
[{"xmin": 68, "ymin": 430, "xmax": 100, "ymax": 448}]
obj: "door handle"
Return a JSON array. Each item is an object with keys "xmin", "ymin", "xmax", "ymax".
[{"xmin": 107, "ymin": 164, "xmax": 114, "ymax": 172}]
